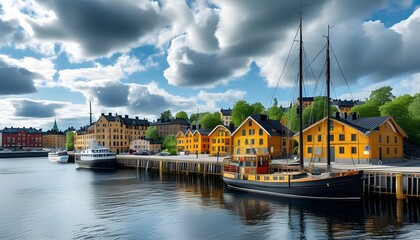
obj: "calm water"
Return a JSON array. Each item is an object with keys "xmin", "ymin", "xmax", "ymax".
[{"xmin": 0, "ymin": 158, "xmax": 419, "ymax": 240}]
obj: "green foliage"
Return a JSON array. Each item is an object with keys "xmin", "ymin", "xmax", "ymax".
[
  {"xmin": 175, "ymin": 111, "xmax": 189, "ymax": 120},
  {"xmin": 350, "ymin": 103, "xmax": 380, "ymax": 117},
  {"xmin": 251, "ymin": 102, "xmax": 265, "ymax": 114},
  {"xmin": 302, "ymin": 96, "xmax": 336, "ymax": 125},
  {"xmin": 163, "ymin": 135, "xmax": 177, "ymax": 154},
  {"xmin": 145, "ymin": 126, "xmax": 160, "ymax": 140},
  {"xmin": 160, "ymin": 110, "xmax": 172, "ymax": 120},
  {"xmin": 367, "ymin": 86, "xmax": 395, "ymax": 106},
  {"xmin": 190, "ymin": 112, "xmax": 207, "ymax": 125},
  {"xmin": 266, "ymin": 98, "xmax": 284, "ymax": 120},
  {"xmin": 66, "ymin": 131, "xmax": 74, "ymax": 151},
  {"xmin": 283, "ymin": 104, "xmax": 299, "ymax": 132},
  {"xmin": 200, "ymin": 112, "xmax": 223, "ymax": 129},
  {"xmin": 408, "ymin": 93, "xmax": 420, "ymax": 118},
  {"xmin": 232, "ymin": 100, "xmax": 254, "ymax": 126}
]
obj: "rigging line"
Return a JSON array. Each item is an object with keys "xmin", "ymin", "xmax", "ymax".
[
  {"xmin": 267, "ymin": 26, "xmax": 300, "ymax": 108},
  {"xmin": 330, "ymin": 42, "xmax": 355, "ymax": 101}
]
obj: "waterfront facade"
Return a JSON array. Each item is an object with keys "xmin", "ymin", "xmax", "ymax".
[
  {"xmin": 129, "ymin": 138, "xmax": 162, "ymax": 154},
  {"xmin": 152, "ymin": 118, "xmax": 190, "ymax": 138},
  {"xmin": 296, "ymin": 115, "xmax": 407, "ymax": 164},
  {"xmin": 74, "ymin": 113, "xmax": 149, "ymax": 153},
  {"xmin": 43, "ymin": 131, "xmax": 66, "ymax": 149},
  {"xmin": 231, "ymin": 114, "xmax": 294, "ymax": 158},
  {"xmin": 208, "ymin": 125, "xmax": 235, "ymax": 157},
  {"xmin": 0, "ymin": 127, "xmax": 43, "ymax": 150},
  {"xmin": 176, "ymin": 129, "xmax": 211, "ymax": 154}
]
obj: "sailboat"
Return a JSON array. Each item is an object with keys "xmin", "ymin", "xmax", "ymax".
[{"xmin": 222, "ymin": 17, "xmax": 365, "ymax": 200}]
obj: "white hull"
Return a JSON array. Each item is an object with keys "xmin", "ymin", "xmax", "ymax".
[{"xmin": 48, "ymin": 152, "xmax": 69, "ymax": 163}]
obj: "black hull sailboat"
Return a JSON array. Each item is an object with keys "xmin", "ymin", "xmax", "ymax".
[{"xmin": 222, "ymin": 15, "xmax": 364, "ymax": 200}]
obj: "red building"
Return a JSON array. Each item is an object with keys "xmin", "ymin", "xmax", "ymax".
[{"xmin": 0, "ymin": 127, "xmax": 43, "ymax": 150}]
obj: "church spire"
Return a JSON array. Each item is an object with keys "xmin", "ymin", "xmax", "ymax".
[{"xmin": 52, "ymin": 118, "xmax": 59, "ymax": 132}]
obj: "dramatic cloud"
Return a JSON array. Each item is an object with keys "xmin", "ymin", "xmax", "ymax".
[
  {"xmin": 0, "ymin": 58, "xmax": 37, "ymax": 95},
  {"xmin": 90, "ymin": 82, "xmax": 129, "ymax": 107},
  {"xmin": 29, "ymin": 0, "xmax": 166, "ymax": 60},
  {"xmin": 12, "ymin": 99, "xmax": 62, "ymax": 118}
]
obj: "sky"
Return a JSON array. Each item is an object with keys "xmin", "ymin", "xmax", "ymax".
[{"xmin": 0, "ymin": 0, "xmax": 419, "ymax": 131}]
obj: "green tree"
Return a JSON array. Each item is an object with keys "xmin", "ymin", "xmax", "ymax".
[
  {"xmin": 66, "ymin": 131, "xmax": 74, "ymax": 151},
  {"xmin": 160, "ymin": 110, "xmax": 172, "ymax": 120},
  {"xmin": 266, "ymin": 98, "xmax": 284, "ymax": 120},
  {"xmin": 231, "ymin": 100, "xmax": 254, "ymax": 126},
  {"xmin": 162, "ymin": 135, "xmax": 177, "ymax": 155},
  {"xmin": 283, "ymin": 104, "xmax": 299, "ymax": 132},
  {"xmin": 302, "ymin": 96, "xmax": 336, "ymax": 125},
  {"xmin": 350, "ymin": 103, "xmax": 380, "ymax": 117},
  {"xmin": 200, "ymin": 112, "xmax": 223, "ymax": 129},
  {"xmin": 190, "ymin": 112, "xmax": 208, "ymax": 125},
  {"xmin": 380, "ymin": 94, "xmax": 414, "ymax": 139},
  {"xmin": 145, "ymin": 126, "xmax": 160, "ymax": 140},
  {"xmin": 408, "ymin": 93, "xmax": 420, "ymax": 118},
  {"xmin": 367, "ymin": 86, "xmax": 395, "ymax": 106},
  {"xmin": 251, "ymin": 102, "xmax": 265, "ymax": 115},
  {"xmin": 175, "ymin": 111, "xmax": 189, "ymax": 120}
]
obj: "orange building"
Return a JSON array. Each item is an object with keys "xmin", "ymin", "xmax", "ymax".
[
  {"xmin": 208, "ymin": 125, "xmax": 235, "ymax": 157},
  {"xmin": 176, "ymin": 129, "xmax": 211, "ymax": 154},
  {"xmin": 231, "ymin": 115, "xmax": 294, "ymax": 158},
  {"xmin": 295, "ymin": 114, "xmax": 407, "ymax": 164}
]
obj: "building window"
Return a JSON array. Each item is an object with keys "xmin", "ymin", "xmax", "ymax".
[
  {"xmin": 251, "ymin": 139, "xmax": 255, "ymax": 145},
  {"xmin": 318, "ymin": 126, "xmax": 321, "ymax": 132},
  {"xmin": 386, "ymin": 136, "xmax": 389, "ymax": 144},
  {"xmin": 339, "ymin": 134, "xmax": 345, "ymax": 141},
  {"xmin": 259, "ymin": 129, "xmax": 263, "ymax": 136},
  {"xmin": 249, "ymin": 129, "xmax": 255, "ymax": 135},
  {"xmin": 351, "ymin": 134, "xmax": 357, "ymax": 141},
  {"xmin": 307, "ymin": 147, "xmax": 313, "ymax": 154},
  {"xmin": 395, "ymin": 136, "xmax": 398, "ymax": 143},
  {"xmin": 379, "ymin": 135, "xmax": 382, "ymax": 143},
  {"xmin": 259, "ymin": 139, "xmax": 263, "ymax": 145},
  {"xmin": 394, "ymin": 148, "xmax": 397, "ymax": 154},
  {"xmin": 329, "ymin": 135, "xmax": 334, "ymax": 141},
  {"xmin": 317, "ymin": 135, "xmax": 321, "ymax": 142},
  {"xmin": 248, "ymin": 121, "xmax": 252, "ymax": 126},
  {"xmin": 351, "ymin": 147, "xmax": 357, "ymax": 154},
  {"xmin": 386, "ymin": 148, "xmax": 390, "ymax": 155},
  {"xmin": 339, "ymin": 147, "xmax": 344, "ymax": 154},
  {"xmin": 245, "ymin": 139, "xmax": 249, "ymax": 145},
  {"xmin": 307, "ymin": 135, "xmax": 312, "ymax": 142},
  {"xmin": 237, "ymin": 140, "xmax": 240, "ymax": 146},
  {"xmin": 242, "ymin": 130, "xmax": 246, "ymax": 136}
]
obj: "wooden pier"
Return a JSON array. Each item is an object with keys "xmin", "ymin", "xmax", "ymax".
[{"xmin": 116, "ymin": 154, "xmax": 420, "ymax": 199}]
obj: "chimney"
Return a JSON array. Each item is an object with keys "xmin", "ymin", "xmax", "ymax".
[
  {"xmin": 334, "ymin": 112, "xmax": 340, "ymax": 118},
  {"xmin": 135, "ymin": 116, "xmax": 139, "ymax": 120},
  {"xmin": 101, "ymin": 113, "xmax": 105, "ymax": 116},
  {"xmin": 125, "ymin": 115, "xmax": 129, "ymax": 118},
  {"xmin": 108, "ymin": 113, "xmax": 112, "ymax": 116},
  {"xmin": 343, "ymin": 112, "xmax": 347, "ymax": 119},
  {"xmin": 349, "ymin": 112, "xmax": 357, "ymax": 120}
]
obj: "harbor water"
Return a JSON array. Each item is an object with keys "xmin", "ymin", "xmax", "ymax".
[{"xmin": 1, "ymin": 158, "xmax": 419, "ymax": 239}]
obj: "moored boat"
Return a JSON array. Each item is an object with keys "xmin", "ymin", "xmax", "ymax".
[
  {"xmin": 48, "ymin": 150, "xmax": 69, "ymax": 163},
  {"xmin": 222, "ymin": 14, "xmax": 365, "ymax": 200},
  {"xmin": 75, "ymin": 146, "xmax": 116, "ymax": 170}
]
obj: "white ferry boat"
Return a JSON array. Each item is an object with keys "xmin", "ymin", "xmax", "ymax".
[
  {"xmin": 48, "ymin": 151, "xmax": 69, "ymax": 163},
  {"xmin": 76, "ymin": 146, "xmax": 116, "ymax": 170}
]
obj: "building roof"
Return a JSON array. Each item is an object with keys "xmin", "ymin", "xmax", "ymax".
[
  {"xmin": 296, "ymin": 97, "xmax": 314, "ymax": 102},
  {"xmin": 194, "ymin": 128, "xmax": 212, "ymax": 136},
  {"xmin": 151, "ymin": 118, "xmax": 190, "ymax": 126},
  {"xmin": 220, "ymin": 108, "xmax": 232, "ymax": 116},
  {"xmin": 208, "ymin": 124, "xmax": 236, "ymax": 136},
  {"xmin": 232, "ymin": 114, "xmax": 294, "ymax": 137},
  {"xmin": 1, "ymin": 127, "xmax": 43, "ymax": 134},
  {"xmin": 52, "ymin": 119, "xmax": 59, "ymax": 132},
  {"xmin": 100, "ymin": 113, "xmax": 149, "ymax": 126},
  {"xmin": 331, "ymin": 99, "xmax": 365, "ymax": 108}
]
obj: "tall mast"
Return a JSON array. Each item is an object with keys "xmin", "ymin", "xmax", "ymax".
[
  {"xmin": 89, "ymin": 101, "xmax": 92, "ymax": 125},
  {"xmin": 298, "ymin": 11, "xmax": 304, "ymax": 171},
  {"xmin": 326, "ymin": 26, "xmax": 331, "ymax": 172}
]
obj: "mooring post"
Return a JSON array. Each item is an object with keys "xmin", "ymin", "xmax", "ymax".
[{"xmin": 396, "ymin": 173, "xmax": 405, "ymax": 200}]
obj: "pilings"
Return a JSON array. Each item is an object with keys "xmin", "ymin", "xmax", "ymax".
[
  {"xmin": 117, "ymin": 156, "xmax": 222, "ymax": 175},
  {"xmin": 365, "ymin": 171, "xmax": 420, "ymax": 199}
]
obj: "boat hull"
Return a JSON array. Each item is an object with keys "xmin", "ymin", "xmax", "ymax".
[
  {"xmin": 75, "ymin": 158, "xmax": 116, "ymax": 170},
  {"xmin": 48, "ymin": 152, "xmax": 69, "ymax": 163},
  {"xmin": 223, "ymin": 171, "xmax": 364, "ymax": 200}
]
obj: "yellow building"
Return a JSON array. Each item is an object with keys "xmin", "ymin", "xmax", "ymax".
[
  {"xmin": 208, "ymin": 125, "xmax": 235, "ymax": 157},
  {"xmin": 231, "ymin": 115, "xmax": 294, "ymax": 158},
  {"xmin": 295, "ymin": 115, "xmax": 407, "ymax": 164},
  {"xmin": 43, "ymin": 131, "xmax": 66, "ymax": 149},
  {"xmin": 74, "ymin": 113, "xmax": 149, "ymax": 154},
  {"xmin": 331, "ymin": 99, "xmax": 364, "ymax": 115},
  {"xmin": 296, "ymin": 97, "xmax": 314, "ymax": 110},
  {"xmin": 176, "ymin": 128, "xmax": 211, "ymax": 154}
]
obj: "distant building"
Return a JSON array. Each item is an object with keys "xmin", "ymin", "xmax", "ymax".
[
  {"xmin": 43, "ymin": 119, "xmax": 66, "ymax": 149},
  {"xmin": 0, "ymin": 127, "xmax": 43, "ymax": 150},
  {"xmin": 74, "ymin": 113, "xmax": 150, "ymax": 154},
  {"xmin": 129, "ymin": 138, "xmax": 162, "ymax": 154},
  {"xmin": 176, "ymin": 127, "xmax": 211, "ymax": 154},
  {"xmin": 296, "ymin": 97, "xmax": 314, "ymax": 109},
  {"xmin": 208, "ymin": 124, "xmax": 235, "ymax": 157},
  {"xmin": 220, "ymin": 108, "xmax": 232, "ymax": 126},
  {"xmin": 331, "ymin": 99, "xmax": 365, "ymax": 114},
  {"xmin": 152, "ymin": 118, "xmax": 190, "ymax": 138}
]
